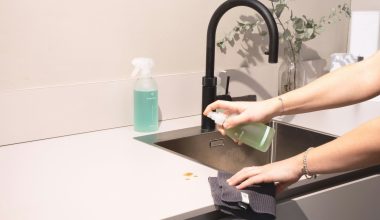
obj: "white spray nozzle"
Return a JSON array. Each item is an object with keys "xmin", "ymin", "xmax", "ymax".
[
  {"xmin": 207, "ymin": 112, "xmax": 227, "ymax": 126},
  {"xmin": 132, "ymin": 57, "xmax": 154, "ymax": 78}
]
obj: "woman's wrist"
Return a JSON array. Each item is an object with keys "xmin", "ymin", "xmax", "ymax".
[
  {"xmin": 267, "ymin": 97, "xmax": 285, "ymax": 117},
  {"xmin": 291, "ymin": 153, "xmax": 304, "ymax": 179},
  {"xmin": 277, "ymin": 97, "xmax": 285, "ymax": 115}
]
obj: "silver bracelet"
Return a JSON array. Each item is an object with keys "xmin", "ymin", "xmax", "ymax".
[
  {"xmin": 302, "ymin": 147, "xmax": 317, "ymax": 179},
  {"xmin": 278, "ymin": 97, "xmax": 285, "ymax": 114}
]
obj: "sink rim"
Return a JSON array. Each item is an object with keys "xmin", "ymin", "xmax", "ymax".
[
  {"xmin": 135, "ymin": 125, "xmax": 272, "ymax": 173},
  {"xmin": 135, "ymin": 121, "xmax": 380, "ymax": 202}
]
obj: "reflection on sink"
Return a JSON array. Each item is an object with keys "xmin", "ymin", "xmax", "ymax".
[
  {"xmin": 272, "ymin": 121, "xmax": 336, "ymax": 161},
  {"xmin": 136, "ymin": 126, "xmax": 270, "ymax": 173},
  {"xmin": 156, "ymin": 129, "xmax": 270, "ymax": 173},
  {"xmin": 135, "ymin": 121, "xmax": 336, "ymax": 173}
]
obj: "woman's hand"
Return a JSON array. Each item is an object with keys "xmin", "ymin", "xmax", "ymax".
[
  {"xmin": 203, "ymin": 98, "xmax": 282, "ymax": 134},
  {"xmin": 226, "ymin": 154, "xmax": 303, "ymax": 193}
]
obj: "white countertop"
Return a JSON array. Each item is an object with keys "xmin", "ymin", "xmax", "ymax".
[
  {"xmin": 278, "ymin": 100, "xmax": 380, "ymax": 136},
  {"xmin": 0, "ymin": 116, "xmax": 217, "ymax": 220},
  {"xmin": 1, "ymin": 100, "xmax": 379, "ymax": 220}
]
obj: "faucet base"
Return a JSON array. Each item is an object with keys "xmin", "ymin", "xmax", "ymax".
[{"xmin": 201, "ymin": 77, "xmax": 217, "ymax": 131}]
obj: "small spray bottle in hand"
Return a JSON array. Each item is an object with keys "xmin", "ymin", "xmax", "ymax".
[{"xmin": 207, "ymin": 112, "xmax": 274, "ymax": 152}]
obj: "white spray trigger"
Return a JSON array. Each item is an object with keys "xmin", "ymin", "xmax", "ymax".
[
  {"xmin": 131, "ymin": 57, "xmax": 154, "ymax": 78},
  {"xmin": 131, "ymin": 68, "xmax": 139, "ymax": 78}
]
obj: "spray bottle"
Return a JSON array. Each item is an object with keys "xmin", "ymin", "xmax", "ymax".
[
  {"xmin": 207, "ymin": 112, "xmax": 274, "ymax": 152},
  {"xmin": 132, "ymin": 57, "xmax": 158, "ymax": 132}
]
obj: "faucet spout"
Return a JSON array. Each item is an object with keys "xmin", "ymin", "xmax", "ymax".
[{"xmin": 202, "ymin": 0, "xmax": 279, "ymax": 131}]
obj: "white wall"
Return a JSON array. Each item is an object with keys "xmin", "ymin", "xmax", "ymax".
[
  {"xmin": 0, "ymin": 0, "xmax": 351, "ymax": 145},
  {"xmin": 1, "ymin": 0, "xmax": 350, "ymax": 91},
  {"xmin": 0, "ymin": 0, "xmax": 225, "ymax": 91}
]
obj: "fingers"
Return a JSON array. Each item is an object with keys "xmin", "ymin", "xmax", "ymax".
[
  {"xmin": 203, "ymin": 100, "xmax": 251, "ymax": 129},
  {"xmin": 236, "ymin": 176, "xmax": 264, "ymax": 189},
  {"xmin": 216, "ymin": 125, "xmax": 226, "ymax": 136},
  {"xmin": 226, "ymin": 165, "xmax": 275, "ymax": 190},
  {"xmin": 227, "ymin": 166, "xmax": 261, "ymax": 189},
  {"xmin": 223, "ymin": 112, "xmax": 250, "ymax": 129},
  {"xmin": 203, "ymin": 100, "xmax": 239, "ymax": 116}
]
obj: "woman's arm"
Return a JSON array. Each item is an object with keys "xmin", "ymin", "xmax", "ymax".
[
  {"xmin": 307, "ymin": 116, "xmax": 380, "ymax": 174},
  {"xmin": 280, "ymin": 51, "xmax": 380, "ymax": 115},
  {"xmin": 204, "ymin": 51, "xmax": 380, "ymax": 129},
  {"xmin": 227, "ymin": 116, "xmax": 380, "ymax": 191}
]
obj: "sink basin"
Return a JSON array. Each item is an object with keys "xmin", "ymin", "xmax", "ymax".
[
  {"xmin": 157, "ymin": 128, "xmax": 270, "ymax": 173},
  {"xmin": 135, "ymin": 120, "xmax": 336, "ymax": 173},
  {"xmin": 135, "ymin": 126, "xmax": 270, "ymax": 173},
  {"xmin": 135, "ymin": 120, "xmax": 380, "ymax": 219},
  {"xmin": 272, "ymin": 121, "xmax": 336, "ymax": 161}
]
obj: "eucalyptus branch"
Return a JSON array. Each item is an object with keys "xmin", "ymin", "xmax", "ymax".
[
  {"xmin": 270, "ymin": 0, "xmax": 298, "ymax": 90},
  {"xmin": 217, "ymin": 0, "xmax": 351, "ymax": 56},
  {"xmin": 270, "ymin": 1, "xmax": 296, "ymax": 62}
]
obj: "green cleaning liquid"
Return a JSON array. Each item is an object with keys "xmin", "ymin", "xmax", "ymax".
[
  {"xmin": 134, "ymin": 90, "xmax": 158, "ymax": 132},
  {"xmin": 132, "ymin": 57, "xmax": 159, "ymax": 132},
  {"xmin": 207, "ymin": 111, "xmax": 275, "ymax": 152},
  {"xmin": 225, "ymin": 123, "xmax": 274, "ymax": 152}
]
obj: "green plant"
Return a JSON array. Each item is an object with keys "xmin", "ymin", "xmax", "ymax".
[{"xmin": 217, "ymin": 0, "xmax": 351, "ymax": 58}]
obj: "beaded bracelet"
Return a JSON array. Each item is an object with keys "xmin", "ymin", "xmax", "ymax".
[{"xmin": 302, "ymin": 147, "xmax": 317, "ymax": 179}]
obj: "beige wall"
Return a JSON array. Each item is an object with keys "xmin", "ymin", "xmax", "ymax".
[
  {"xmin": 0, "ymin": 0, "xmax": 350, "ymax": 91},
  {"xmin": 0, "ymin": 0, "xmax": 352, "ymax": 145},
  {"xmin": 351, "ymin": 0, "xmax": 380, "ymax": 10},
  {"xmin": 0, "ymin": 0, "xmax": 224, "ymax": 91}
]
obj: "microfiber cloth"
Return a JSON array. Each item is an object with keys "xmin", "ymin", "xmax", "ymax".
[{"xmin": 208, "ymin": 171, "xmax": 276, "ymax": 220}]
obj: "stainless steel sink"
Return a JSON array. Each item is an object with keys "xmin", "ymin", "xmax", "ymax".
[
  {"xmin": 272, "ymin": 121, "xmax": 336, "ymax": 161},
  {"xmin": 135, "ymin": 121, "xmax": 380, "ymax": 220},
  {"xmin": 156, "ymin": 128, "xmax": 270, "ymax": 173},
  {"xmin": 135, "ymin": 120, "xmax": 336, "ymax": 173}
]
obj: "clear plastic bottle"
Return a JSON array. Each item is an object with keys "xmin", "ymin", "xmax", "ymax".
[
  {"xmin": 132, "ymin": 57, "xmax": 158, "ymax": 132},
  {"xmin": 207, "ymin": 112, "xmax": 274, "ymax": 152}
]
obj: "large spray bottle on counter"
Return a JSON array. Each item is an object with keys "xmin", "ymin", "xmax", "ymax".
[{"xmin": 132, "ymin": 57, "xmax": 158, "ymax": 132}]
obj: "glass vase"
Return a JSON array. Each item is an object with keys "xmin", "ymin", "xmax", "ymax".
[{"xmin": 278, "ymin": 46, "xmax": 306, "ymax": 95}]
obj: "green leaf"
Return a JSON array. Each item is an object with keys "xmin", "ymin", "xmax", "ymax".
[
  {"xmin": 283, "ymin": 29, "xmax": 292, "ymax": 41},
  {"xmin": 260, "ymin": 30, "xmax": 268, "ymax": 36},
  {"xmin": 237, "ymin": 21, "xmax": 246, "ymax": 27},
  {"xmin": 233, "ymin": 26, "xmax": 241, "ymax": 32},
  {"xmin": 319, "ymin": 16, "xmax": 326, "ymax": 24},
  {"xmin": 275, "ymin": 4, "xmax": 287, "ymax": 18},
  {"xmin": 294, "ymin": 40, "xmax": 303, "ymax": 53},
  {"xmin": 216, "ymin": 41, "xmax": 225, "ymax": 49},
  {"xmin": 293, "ymin": 18, "xmax": 305, "ymax": 32},
  {"xmin": 304, "ymin": 28, "xmax": 314, "ymax": 39}
]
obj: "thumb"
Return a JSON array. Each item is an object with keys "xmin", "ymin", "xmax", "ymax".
[{"xmin": 223, "ymin": 112, "xmax": 250, "ymax": 129}]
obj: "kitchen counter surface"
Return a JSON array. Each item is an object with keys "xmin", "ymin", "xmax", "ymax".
[
  {"xmin": 278, "ymin": 100, "xmax": 380, "ymax": 136},
  {"xmin": 1, "ymin": 100, "xmax": 379, "ymax": 220},
  {"xmin": 0, "ymin": 116, "xmax": 217, "ymax": 220}
]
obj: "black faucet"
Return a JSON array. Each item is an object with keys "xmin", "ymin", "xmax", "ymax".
[{"xmin": 201, "ymin": 0, "xmax": 279, "ymax": 132}]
